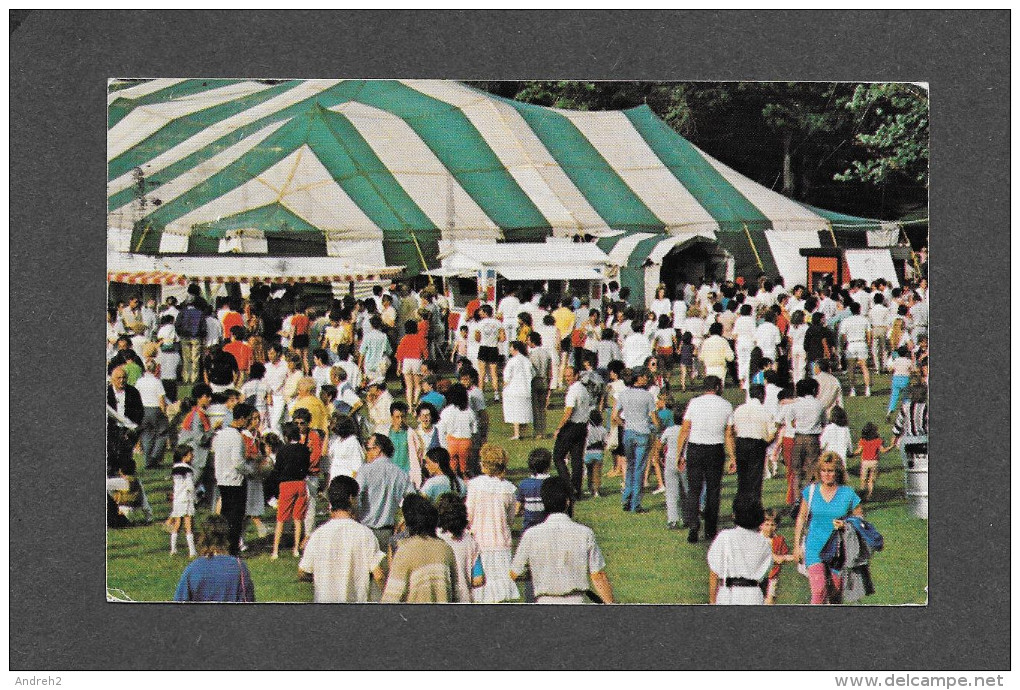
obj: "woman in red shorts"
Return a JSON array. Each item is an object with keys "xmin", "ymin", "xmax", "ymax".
[{"xmin": 271, "ymin": 421, "xmax": 310, "ymax": 559}]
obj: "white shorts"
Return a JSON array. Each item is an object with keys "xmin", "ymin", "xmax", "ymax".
[
  {"xmin": 846, "ymin": 342, "xmax": 868, "ymax": 361},
  {"xmin": 401, "ymin": 358, "xmax": 422, "ymax": 375}
]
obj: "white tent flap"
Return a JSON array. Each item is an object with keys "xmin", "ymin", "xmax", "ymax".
[
  {"xmin": 764, "ymin": 230, "xmax": 821, "ymax": 287},
  {"xmin": 845, "ymin": 249, "xmax": 900, "ymax": 288}
]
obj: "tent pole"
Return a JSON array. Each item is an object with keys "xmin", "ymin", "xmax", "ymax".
[
  {"xmin": 742, "ymin": 223, "xmax": 765, "ymax": 271},
  {"xmin": 828, "ymin": 222, "xmax": 838, "ymax": 247}
]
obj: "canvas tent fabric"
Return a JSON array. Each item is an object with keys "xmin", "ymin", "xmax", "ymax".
[{"xmin": 108, "ymin": 79, "xmax": 896, "ymax": 279}]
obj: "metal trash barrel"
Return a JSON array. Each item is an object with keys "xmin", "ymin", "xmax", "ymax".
[{"xmin": 902, "ymin": 442, "xmax": 928, "ymax": 520}]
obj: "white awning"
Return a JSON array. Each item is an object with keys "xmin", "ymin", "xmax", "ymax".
[
  {"xmin": 845, "ymin": 249, "xmax": 900, "ymax": 288},
  {"xmin": 495, "ymin": 264, "xmax": 609, "ymax": 281}
]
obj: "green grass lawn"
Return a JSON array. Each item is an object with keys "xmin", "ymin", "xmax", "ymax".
[{"xmin": 107, "ymin": 370, "xmax": 928, "ymax": 604}]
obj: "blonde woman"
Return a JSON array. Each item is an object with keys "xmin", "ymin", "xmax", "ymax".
[{"xmin": 466, "ymin": 444, "xmax": 520, "ymax": 602}]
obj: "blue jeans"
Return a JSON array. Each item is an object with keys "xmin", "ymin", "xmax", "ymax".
[
  {"xmin": 622, "ymin": 431, "xmax": 650, "ymax": 510},
  {"xmin": 889, "ymin": 374, "xmax": 911, "ymax": 413}
]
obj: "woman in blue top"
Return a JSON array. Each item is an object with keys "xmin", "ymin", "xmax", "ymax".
[
  {"xmin": 793, "ymin": 453, "xmax": 863, "ymax": 604},
  {"xmin": 420, "ymin": 447, "xmax": 466, "ymax": 503},
  {"xmin": 174, "ymin": 515, "xmax": 255, "ymax": 603}
]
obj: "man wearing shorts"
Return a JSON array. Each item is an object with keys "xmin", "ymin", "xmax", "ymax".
[{"xmin": 839, "ymin": 302, "xmax": 871, "ymax": 396}]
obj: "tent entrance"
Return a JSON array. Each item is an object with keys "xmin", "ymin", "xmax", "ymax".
[{"xmin": 658, "ymin": 240, "xmax": 731, "ymax": 289}]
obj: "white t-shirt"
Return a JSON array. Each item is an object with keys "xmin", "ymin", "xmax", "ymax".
[
  {"xmin": 211, "ymin": 427, "xmax": 245, "ymax": 486},
  {"xmin": 329, "ymin": 435, "xmax": 365, "ymax": 480},
  {"xmin": 477, "ymin": 318, "xmax": 503, "ymax": 347},
  {"xmin": 683, "ymin": 317, "xmax": 707, "ymax": 344},
  {"xmin": 439, "ymin": 406, "xmax": 477, "ymax": 440},
  {"xmin": 754, "ymin": 322, "xmax": 782, "ymax": 359},
  {"xmin": 659, "ymin": 425, "xmax": 684, "ymax": 466},
  {"xmin": 298, "ymin": 517, "xmax": 385, "ymax": 603},
  {"xmin": 622, "ymin": 332, "xmax": 653, "ymax": 369},
  {"xmin": 134, "ymin": 373, "xmax": 166, "ymax": 408},
  {"xmin": 733, "ymin": 315, "xmax": 756, "ymax": 344},
  {"xmin": 263, "ymin": 359, "xmax": 289, "ymax": 395},
  {"xmin": 889, "ymin": 356, "xmax": 913, "ymax": 377},
  {"xmin": 157, "ymin": 323, "xmax": 177, "ymax": 345},
  {"xmin": 650, "ymin": 298, "xmax": 672, "ymax": 319},
  {"xmin": 820, "ymin": 424, "xmax": 853, "ymax": 460},
  {"xmin": 683, "ymin": 394, "xmax": 734, "ymax": 445},
  {"xmin": 839, "ymin": 315, "xmax": 871, "ymax": 344},
  {"xmin": 672, "ymin": 300, "xmax": 688, "ymax": 329},
  {"xmin": 706, "ymin": 527, "xmax": 772, "ymax": 605},
  {"xmin": 868, "ymin": 303, "xmax": 891, "ymax": 328}
]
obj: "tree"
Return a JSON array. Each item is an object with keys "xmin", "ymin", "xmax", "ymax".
[{"xmin": 835, "ymin": 83, "xmax": 929, "ymax": 188}]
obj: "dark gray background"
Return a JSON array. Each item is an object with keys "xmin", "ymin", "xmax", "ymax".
[{"xmin": 10, "ymin": 10, "xmax": 1008, "ymax": 670}]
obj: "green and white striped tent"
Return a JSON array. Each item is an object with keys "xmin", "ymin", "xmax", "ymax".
[{"xmin": 108, "ymin": 78, "xmax": 898, "ymax": 294}]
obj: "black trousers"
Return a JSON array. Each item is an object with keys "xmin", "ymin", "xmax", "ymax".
[
  {"xmin": 684, "ymin": 443, "xmax": 725, "ymax": 538},
  {"xmin": 553, "ymin": 421, "xmax": 587, "ymax": 497},
  {"xmin": 735, "ymin": 437, "xmax": 768, "ymax": 501},
  {"xmin": 218, "ymin": 484, "xmax": 247, "ymax": 556}
]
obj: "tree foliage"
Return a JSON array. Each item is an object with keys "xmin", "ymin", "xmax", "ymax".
[{"xmin": 835, "ymin": 83, "xmax": 929, "ymax": 188}]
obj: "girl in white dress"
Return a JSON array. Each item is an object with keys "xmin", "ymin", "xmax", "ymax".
[
  {"xmin": 501, "ymin": 341, "xmax": 535, "ymax": 440},
  {"xmin": 167, "ymin": 445, "xmax": 197, "ymax": 557}
]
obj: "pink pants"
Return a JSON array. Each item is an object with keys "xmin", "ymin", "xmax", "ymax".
[{"xmin": 807, "ymin": 563, "xmax": 842, "ymax": 604}]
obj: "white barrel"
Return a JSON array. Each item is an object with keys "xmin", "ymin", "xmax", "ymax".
[{"xmin": 903, "ymin": 449, "xmax": 928, "ymax": 520}]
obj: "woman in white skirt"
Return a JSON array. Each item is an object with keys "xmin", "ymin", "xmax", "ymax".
[
  {"xmin": 466, "ymin": 444, "xmax": 521, "ymax": 602},
  {"xmin": 243, "ymin": 413, "xmax": 271, "ymax": 543},
  {"xmin": 501, "ymin": 341, "xmax": 535, "ymax": 440}
]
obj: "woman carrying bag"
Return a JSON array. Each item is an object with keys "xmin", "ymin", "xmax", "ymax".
[{"xmin": 793, "ymin": 452, "xmax": 864, "ymax": 604}]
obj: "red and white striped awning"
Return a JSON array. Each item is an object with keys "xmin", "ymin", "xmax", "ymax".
[
  {"xmin": 190, "ymin": 272, "xmax": 400, "ymax": 284},
  {"xmin": 107, "ymin": 254, "xmax": 404, "ymax": 286},
  {"xmin": 107, "ymin": 270, "xmax": 187, "ymax": 285}
]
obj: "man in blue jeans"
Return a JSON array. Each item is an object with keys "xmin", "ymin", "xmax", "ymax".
[
  {"xmin": 675, "ymin": 376, "xmax": 736, "ymax": 543},
  {"xmin": 612, "ymin": 367, "xmax": 659, "ymax": 514}
]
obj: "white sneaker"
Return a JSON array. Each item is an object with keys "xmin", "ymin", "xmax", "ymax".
[
  {"xmin": 652, "ymin": 486, "xmax": 666, "ymax": 495},
  {"xmin": 849, "ymin": 388, "xmax": 857, "ymax": 397},
  {"xmin": 268, "ymin": 497, "xmax": 278, "ymax": 509},
  {"xmin": 865, "ymin": 387, "xmax": 871, "ymax": 397}
]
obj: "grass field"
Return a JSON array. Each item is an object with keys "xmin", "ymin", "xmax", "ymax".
[{"xmin": 107, "ymin": 370, "xmax": 928, "ymax": 604}]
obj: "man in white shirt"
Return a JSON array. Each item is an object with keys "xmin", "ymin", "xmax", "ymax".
[
  {"xmin": 211, "ymin": 403, "xmax": 254, "ymax": 555},
  {"xmin": 732, "ymin": 384, "xmax": 776, "ymax": 502},
  {"xmin": 135, "ymin": 360, "xmax": 169, "ymax": 469},
  {"xmin": 510, "ymin": 477, "xmax": 615, "ymax": 604},
  {"xmin": 497, "ymin": 287, "xmax": 522, "ymax": 343},
  {"xmin": 622, "ymin": 319, "xmax": 653, "ymax": 369},
  {"xmin": 675, "ymin": 376, "xmax": 736, "ymax": 543},
  {"xmin": 849, "ymin": 281, "xmax": 871, "ymax": 317},
  {"xmin": 754, "ymin": 311, "xmax": 783, "ymax": 362},
  {"xmin": 868, "ymin": 293, "xmax": 892, "ymax": 373},
  {"xmin": 298, "ymin": 476, "xmax": 386, "ymax": 603},
  {"xmin": 553, "ymin": 366, "xmax": 594, "ymax": 499},
  {"xmin": 839, "ymin": 302, "xmax": 872, "ymax": 396}
]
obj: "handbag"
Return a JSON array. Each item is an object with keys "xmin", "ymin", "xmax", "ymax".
[{"xmin": 797, "ymin": 483, "xmax": 816, "ymax": 577}]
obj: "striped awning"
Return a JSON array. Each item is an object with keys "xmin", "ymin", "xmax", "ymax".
[
  {"xmin": 108, "ymin": 79, "xmax": 896, "ymax": 278},
  {"xmin": 107, "ymin": 270, "xmax": 187, "ymax": 285},
  {"xmin": 108, "ymin": 253, "xmax": 402, "ymax": 286}
]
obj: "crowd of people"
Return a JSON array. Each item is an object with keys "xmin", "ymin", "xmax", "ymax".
[{"xmin": 107, "ymin": 266, "xmax": 929, "ymax": 605}]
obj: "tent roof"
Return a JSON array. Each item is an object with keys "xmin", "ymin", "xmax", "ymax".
[{"xmin": 108, "ymin": 79, "xmax": 895, "ymax": 276}]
